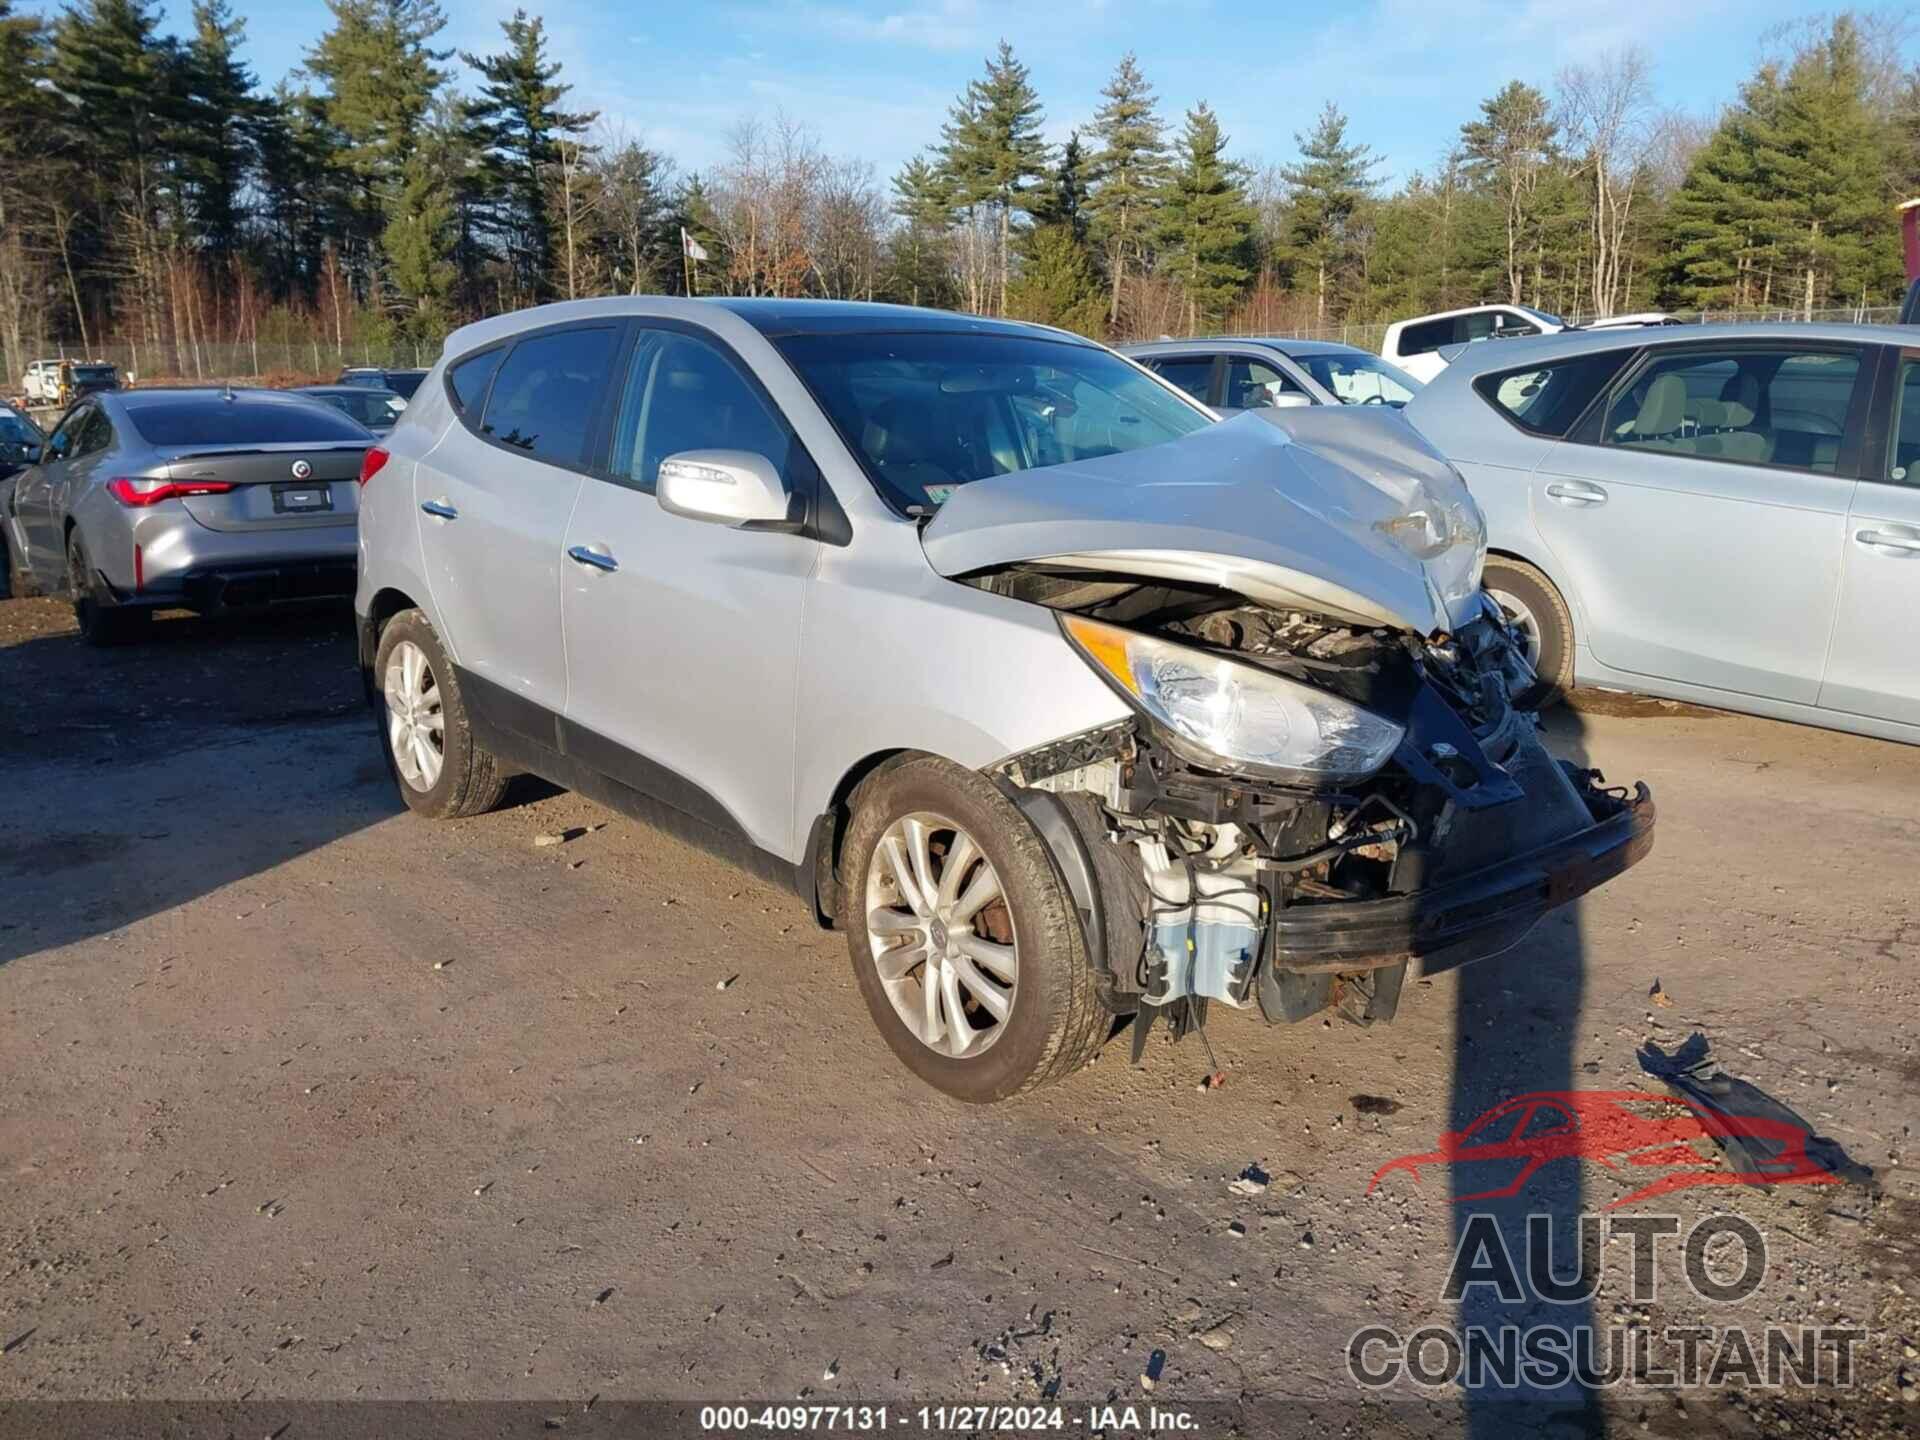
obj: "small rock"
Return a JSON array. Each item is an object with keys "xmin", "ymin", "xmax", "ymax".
[
  {"xmin": 593, "ymin": 1287, "xmax": 613, "ymax": 1306},
  {"xmin": 1173, "ymin": 1298, "xmax": 1203, "ymax": 1324},
  {"xmin": 473, "ymin": 1182, "xmax": 492, "ymax": 1197},
  {"xmin": 533, "ymin": 834, "xmax": 565, "ymax": 848},
  {"xmin": 717, "ymin": 974, "xmax": 739, "ymax": 991},
  {"xmin": 1298, "ymin": 1231, "xmax": 1315, "ymax": 1249},
  {"xmin": 1227, "ymin": 1221, "xmax": 1248, "ymax": 1238},
  {"xmin": 1197, "ymin": 1323, "xmax": 1233, "ymax": 1352},
  {"xmin": 930, "ymin": 1252, "xmax": 954, "ymax": 1270},
  {"xmin": 1228, "ymin": 1164, "xmax": 1270, "ymax": 1196},
  {"xmin": 432, "ymin": 959, "xmax": 450, "ymax": 970},
  {"xmin": 823, "ymin": 1360, "xmax": 839, "ymax": 1382}
]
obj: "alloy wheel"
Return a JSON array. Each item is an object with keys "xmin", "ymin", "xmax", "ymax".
[
  {"xmin": 863, "ymin": 812, "xmax": 1018, "ymax": 1060},
  {"xmin": 1486, "ymin": 586, "xmax": 1543, "ymax": 672},
  {"xmin": 383, "ymin": 639, "xmax": 445, "ymax": 792}
]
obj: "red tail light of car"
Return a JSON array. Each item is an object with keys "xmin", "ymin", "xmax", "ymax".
[
  {"xmin": 106, "ymin": 476, "xmax": 236, "ymax": 507},
  {"xmin": 358, "ymin": 447, "xmax": 391, "ymax": 487}
]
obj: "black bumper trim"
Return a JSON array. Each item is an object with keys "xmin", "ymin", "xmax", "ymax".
[
  {"xmin": 1265, "ymin": 784, "xmax": 1655, "ymax": 980},
  {"xmin": 177, "ymin": 561, "xmax": 357, "ymax": 612}
]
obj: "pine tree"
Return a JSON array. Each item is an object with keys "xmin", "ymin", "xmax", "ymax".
[
  {"xmin": 1459, "ymin": 82, "xmax": 1556, "ymax": 306},
  {"xmin": 1029, "ymin": 131, "xmax": 1092, "ymax": 241},
  {"xmin": 305, "ymin": 0, "xmax": 451, "ymax": 293},
  {"xmin": 939, "ymin": 40, "xmax": 1049, "ymax": 315},
  {"xmin": 1279, "ymin": 102, "xmax": 1379, "ymax": 323},
  {"xmin": 461, "ymin": 8, "xmax": 597, "ymax": 304},
  {"xmin": 1004, "ymin": 223, "xmax": 1105, "ymax": 337},
  {"xmin": 1158, "ymin": 104, "xmax": 1255, "ymax": 333},
  {"xmin": 175, "ymin": 0, "xmax": 262, "ymax": 265},
  {"xmin": 1665, "ymin": 19, "xmax": 1900, "ymax": 313},
  {"xmin": 1085, "ymin": 53, "xmax": 1168, "ymax": 326},
  {"xmin": 890, "ymin": 153, "xmax": 955, "ymax": 307}
]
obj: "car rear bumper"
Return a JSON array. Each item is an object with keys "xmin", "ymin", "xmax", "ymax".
[{"xmin": 1260, "ymin": 782, "xmax": 1654, "ymax": 995}]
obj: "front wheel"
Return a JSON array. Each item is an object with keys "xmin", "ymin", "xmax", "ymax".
[
  {"xmin": 374, "ymin": 609, "xmax": 509, "ymax": 819},
  {"xmin": 1484, "ymin": 555, "xmax": 1574, "ymax": 709},
  {"xmin": 839, "ymin": 756, "xmax": 1107, "ymax": 1103}
]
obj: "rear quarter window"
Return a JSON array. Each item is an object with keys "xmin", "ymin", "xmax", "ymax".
[
  {"xmin": 1474, "ymin": 351, "xmax": 1631, "ymax": 438},
  {"xmin": 126, "ymin": 398, "xmax": 373, "ymax": 447},
  {"xmin": 447, "ymin": 349, "xmax": 502, "ymax": 415}
]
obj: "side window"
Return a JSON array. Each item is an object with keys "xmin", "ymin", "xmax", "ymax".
[
  {"xmin": 1146, "ymin": 356, "xmax": 1215, "ymax": 403},
  {"xmin": 44, "ymin": 408, "xmax": 87, "ymax": 460},
  {"xmin": 1461, "ymin": 311, "xmax": 1498, "ymax": 344},
  {"xmin": 477, "ymin": 326, "xmax": 621, "ymax": 467},
  {"xmin": 1476, "ymin": 352, "xmax": 1630, "ymax": 438},
  {"xmin": 1395, "ymin": 316, "xmax": 1458, "ymax": 359},
  {"xmin": 1601, "ymin": 348, "xmax": 1862, "ymax": 473},
  {"xmin": 1494, "ymin": 310, "xmax": 1540, "ymax": 337},
  {"xmin": 1884, "ymin": 359, "xmax": 1920, "ymax": 486},
  {"xmin": 1223, "ymin": 357, "xmax": 1304, "ymax": 409},
  {"xmin": 608, "ymin": 328, "xmax": 794, "ymax": 493},
  {"xmin": 447, "ymin": 348, "xmax": 502, "ymax": 415},
  {"xmin": 78, "ymin": 408, "xmax": 115, "ymax": 456}
]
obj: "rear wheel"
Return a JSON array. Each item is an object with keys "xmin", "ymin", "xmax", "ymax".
[
  {"xmin": 375, "ymin": 608, "xmax": 509, "ymax": 819},
  {"xmin": 1484, "ymin": 555, "xmax": 1573, "ymax": 709},
  {"xmin": 67, "ymin": 530, "xmax": 149, "ymax": 645},
  {"xmin": 840, "ymin": 756, "xmax": 1106, "ymax": 1103}
]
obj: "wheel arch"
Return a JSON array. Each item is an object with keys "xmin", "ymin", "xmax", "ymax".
[{"xmin": 802, "ymin": 747, "xmax": 923, "ymax": 930}]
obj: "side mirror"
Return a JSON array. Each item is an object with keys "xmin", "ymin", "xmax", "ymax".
[
  {"xmin": 656, "ymin": 449, "xmax": 796, "ymax": 531},
  {"xmin": 1268, "ymin": 391, "xmax": 1313, "ymax": 409}
]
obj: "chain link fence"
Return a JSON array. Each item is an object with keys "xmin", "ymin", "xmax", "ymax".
[{"xmin": 8, "ymin": 335, "xmax": 443, "ymax": 390}]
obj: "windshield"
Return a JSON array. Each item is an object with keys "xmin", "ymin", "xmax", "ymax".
[
  {"xmin": 72, "ymin": 366, "xmax": 117, "ymax": 384},
  {"xmin": 774, "ymin": 331, "xmax": 1212, "ymax": 512},
  {"xmin": 1297, "ymin": 352, "xmax": 1423, "ymax": 408}
]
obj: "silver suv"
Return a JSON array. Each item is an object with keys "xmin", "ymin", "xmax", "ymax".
[{"xmin": 355, "ymin": 298, "xmax": 1654, "ymax": 1103}]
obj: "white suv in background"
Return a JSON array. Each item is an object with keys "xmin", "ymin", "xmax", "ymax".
[{"xmin": 1382, "ymin": 305, "xmax": 1681, "ymax": 384}]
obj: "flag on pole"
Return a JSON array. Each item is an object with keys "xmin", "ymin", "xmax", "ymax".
[{"xmin": 681, "ymin": 227, "xmax": 709, "ymax": 262}]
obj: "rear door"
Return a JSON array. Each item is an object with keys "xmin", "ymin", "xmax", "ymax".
[
  {"xmin": 559, "ymin": 322, "xmax": 817, "ymax": 859},
  {"xmin": 1531, "ymin": 342, "xmax": 1867, "ymax": 704},
  {"xmin": 1820, "ymin": 348, "xmax": 1920, "ymax": 726},
  {"xmin": 414, "ymin": 321, "xmax": 624, "ymax": 743}
]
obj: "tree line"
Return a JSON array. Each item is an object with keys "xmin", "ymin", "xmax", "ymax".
[{"xmin": 0, "ymin": 1, "xmax": 1913, "ymax": 384}]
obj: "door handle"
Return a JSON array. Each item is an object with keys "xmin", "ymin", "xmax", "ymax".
[
  {"xmin": 1854, "ymin": 526, "xmax": 1920, "ymax": 556},
  {"xmin": 420, "ymin": 499, "xmax": 458, "ymax": 521},
  {"xmin": 1544, "ymin": 481, "xmax": 1608, "ymax": 507},
  {"xmin": 567, "ymin": 544, "xmax": 619, "ymax": 573}
]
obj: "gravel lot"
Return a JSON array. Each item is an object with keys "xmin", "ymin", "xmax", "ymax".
[{"xmin": 1, "ymin": 596, "xmax": 1915, "ymax": 1435}]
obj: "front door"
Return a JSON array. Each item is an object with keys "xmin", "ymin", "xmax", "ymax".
[
  {"xmin": 559, "ymin": 323, "xmax": 817, "ymax": 860},
  {"xmin": 1820, "ymin": 349, "xmax": 1920, "ymax": 726},
  {"xmin": 414, "ymin": 322, "xmax": 625, "ymax": 741},
  {"xmin": 1531, "ymin": 344, "xmax": 1866, "ymax": 705}
]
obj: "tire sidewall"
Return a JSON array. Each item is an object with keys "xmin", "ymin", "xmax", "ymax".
[
  {"xmin": 374, "ymin": 610, "xmax": 481, "ymax": 819},
  {"xmin": 840, "ymin": 758, "xmax": 1088, "ymax": 1104},
  {"xmin": 1485, "ymin": 559, "xmax": 1574, "ymax": 704}
]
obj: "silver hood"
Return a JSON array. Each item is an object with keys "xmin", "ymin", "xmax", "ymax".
[{"xmin": 919, "ymin": 411, "xmax": 1488, "ymax": 635}]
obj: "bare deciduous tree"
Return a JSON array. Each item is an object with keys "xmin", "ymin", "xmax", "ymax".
[{"xmin": 1558, "ymin": 47, "xmax": 1659, "ymax": 319}]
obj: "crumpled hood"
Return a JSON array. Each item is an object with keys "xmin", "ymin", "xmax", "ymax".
[{"xmin": 919, "ymin": 411, "xmax": 1488, "ymax": 635}]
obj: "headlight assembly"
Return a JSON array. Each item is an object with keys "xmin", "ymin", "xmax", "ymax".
[{"xmin": 1059, "ymin": 615, "xmax": 1405, "ymax": 786}]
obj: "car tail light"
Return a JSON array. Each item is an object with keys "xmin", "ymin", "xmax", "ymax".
[
  {"xmin": 358, "ymin": 447, "xmax": 391, "ymax": 486},
  {"xmin": 106, "ymin": 476, "xmax": 236, "ymax": 506}
]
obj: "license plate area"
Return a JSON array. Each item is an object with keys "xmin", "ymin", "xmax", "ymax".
[{"xmin": 272, "ymin": 482, "xmax": 333, "ymax": 514}]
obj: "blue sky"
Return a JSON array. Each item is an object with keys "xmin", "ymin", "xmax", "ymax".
[{"xmin": 92, "ymin": 0, "xmax": 1886, "ymax": 184}]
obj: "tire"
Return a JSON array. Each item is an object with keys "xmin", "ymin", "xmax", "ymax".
[
  {"xmin": 1484, "ymin": 555, "xmax": 1574, "ymax": 709},
  {"xmin": 373, "ymin": 608, "xmax": 509, "ymax": 819},
  {"xmin": 839, "ymin": 755, "xmax": 1107, "ymax": 1103},
  {"xmin": 67, "ymin": 530, "xmax": 150, "ymax": 645}
]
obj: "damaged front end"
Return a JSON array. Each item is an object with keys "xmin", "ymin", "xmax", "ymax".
[
  {"xmin": 985, "ymin": 577, "xmax": 1653, "ymax": 1041},
  {"xmin": 926, "ymin": 415, "xmax": 1653, "ymax": 1044}
]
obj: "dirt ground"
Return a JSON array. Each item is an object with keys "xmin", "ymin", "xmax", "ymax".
[{"xmin": 1, "ymin": 596, "xmax": 1916, "ymax": 1437}]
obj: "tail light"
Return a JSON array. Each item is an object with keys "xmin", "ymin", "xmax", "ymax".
[
  {"xmin": 106, "ymin": 476, "xmax": 236, "ymax": 507},
  {"xmin": 358, "ymin": 447, "xmax": 391, "ymax": 486}
]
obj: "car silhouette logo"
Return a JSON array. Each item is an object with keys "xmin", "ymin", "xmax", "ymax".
[
  {"xmin": 290, "ymin": 460, "xmax": 313, "ymax": 480},
  {"xmin": 1368, "ymin": 1090, "xmax": 1842, "ymax": 1209}
]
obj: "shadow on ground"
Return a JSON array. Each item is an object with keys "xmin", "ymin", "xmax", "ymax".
[{"xmin": 0, "ymin": 601, "xmax": 398, "ymax": 967}]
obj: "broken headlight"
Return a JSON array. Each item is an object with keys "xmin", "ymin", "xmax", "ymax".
[{"xmin": 1060, "ymin": 615, "xmax": 1404, "ymax": 786}]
